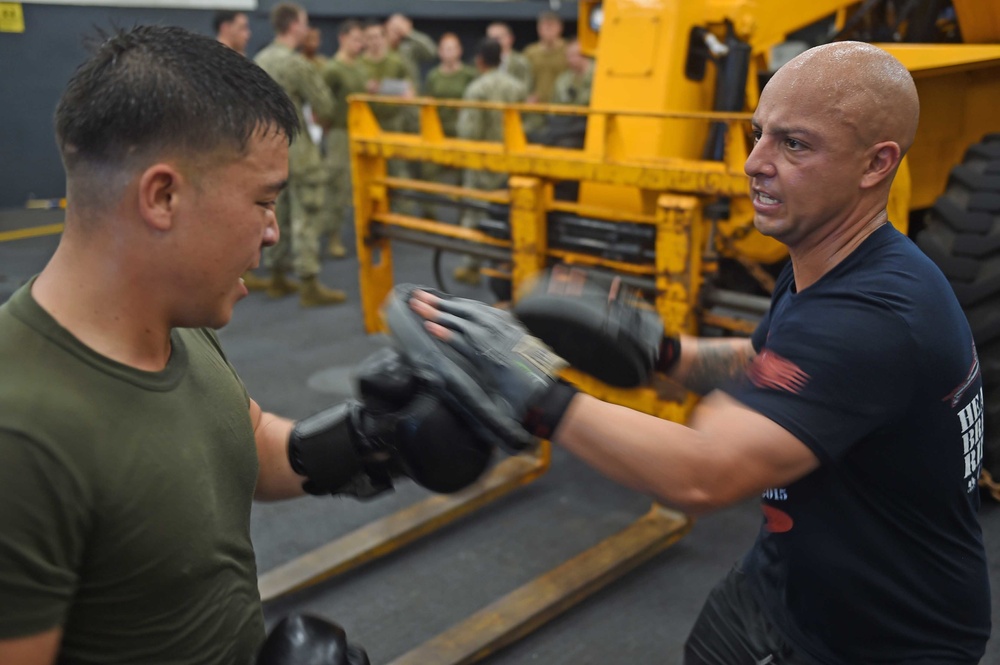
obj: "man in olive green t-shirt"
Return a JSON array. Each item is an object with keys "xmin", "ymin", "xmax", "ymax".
[
  {"xmin": 0, "ymin": 24, "xmax": 320, "ymax": 665},
  {"xmin": 421, "ymin": 32, "xmax": 477, "ymax": 219},
  {"xmin": 361, "ymin": 20, "xmax": 417, "ymax": 214},
  {"xmin": 523, "ymin": 11, "xmax": 568, "ymax": 104},
  {"xmin": 0, "ymin": 20, "xmax": 462, "ymax": 665}
]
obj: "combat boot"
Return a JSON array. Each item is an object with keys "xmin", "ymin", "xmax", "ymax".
[
  {"xmin": 242, "ymin": 270, "xmax": 271, "ymax": 292},
  {"xmin": 299, "ymin": 276, "xmax": 347, "ymax": 307},
  {"xmin": 328, "ymin": 237, "xmax": 347, "ymax": 259},
  {"xmin": 265, "ymin": 271, "xmax": 299, "ymax": 299}
]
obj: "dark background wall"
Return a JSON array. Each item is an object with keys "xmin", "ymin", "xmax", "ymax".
[{"xmin": 0, "ymin": 1, "xmax": 575, "ymax": 209}]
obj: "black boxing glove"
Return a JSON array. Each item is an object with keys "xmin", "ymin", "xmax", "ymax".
[
  {"xmin": 257, "ymin": 614, "xmax": 370, "ymax": 665},
  {"xmin": 287, "ymin": 348, "xmax": 494, "ymax": 498}
]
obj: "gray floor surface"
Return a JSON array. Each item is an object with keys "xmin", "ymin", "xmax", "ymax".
[{"xmin": 2, "ymin": 208, "xmax": 999, "ymax": 664}]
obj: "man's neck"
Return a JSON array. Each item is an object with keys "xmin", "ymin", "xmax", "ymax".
[
  {"xmin": 336, "ymin": 49, "xmax": 355, "ymax": 63},
  {"xmin": 789, "ymin": 207, "xmax": 889, "ymax": 292},
  {"xmin": 275, "ymin": 33, "xmax": 298, "ymax": 50},
  {"xmin": 440, "ymin": 61, "xmax": 461, "ymax": 73},
  {"xmin": 32, "ymin": 226, "xmax": 174, "ymax": 371}
]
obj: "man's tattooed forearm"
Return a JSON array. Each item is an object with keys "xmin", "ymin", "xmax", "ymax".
[{"xmin": 683, "ymin": 340, "xmax": 756, "ymax": 395}]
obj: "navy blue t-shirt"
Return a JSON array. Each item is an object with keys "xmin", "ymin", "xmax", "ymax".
[{"xmin": 727, "ymin": 224, "xmax": 990, "ymax": 664}]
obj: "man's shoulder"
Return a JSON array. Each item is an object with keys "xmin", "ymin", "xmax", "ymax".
[
  {"xmin": 254, "ymin": 42, "xmax": 288, "ymax": 63},
  {"xmin": 464, "ymin": 73, "xmax": 491, "ymax": 95},
  {"xmin": 523, "ymin": 42, "xmax": 543, "ymax": 58}
]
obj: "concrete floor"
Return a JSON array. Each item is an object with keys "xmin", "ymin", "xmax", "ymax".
[{"xmin": 2, "ymin": 207, "xmax": 999, "ymax": 664}]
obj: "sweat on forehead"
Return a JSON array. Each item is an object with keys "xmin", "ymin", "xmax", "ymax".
[{"xmin": 769, "ymin": 41, "xmax": 919, "ymax": 150}]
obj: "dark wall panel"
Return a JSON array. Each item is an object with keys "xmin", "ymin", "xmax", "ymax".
[{"xmin": 0, "ymin": 2, "xmax": 575, "ymax": 209}]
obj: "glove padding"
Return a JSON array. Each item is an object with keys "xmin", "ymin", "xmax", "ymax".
[
  {"xmin": 512, "ymin": 266, "xmax": 679, "ymax": 388},
  {"xmin": 256, "ymin": 614, "xmax": 369, "ymax": 665},
  {"xmin": 384, "ymin": 284, "xmax": 568, "ymax": 453}
]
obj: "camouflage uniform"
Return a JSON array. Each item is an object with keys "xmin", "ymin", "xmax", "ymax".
[
  {"xmin": 254, "ymin": 42, "xmax": 335, "ymax": 279},
  {"xmin": 457, "ymin": 69, "xmax": 527, "ymax": 270},
  {"xmin": 553, "ymin": 60, "xmax": 594, "ymax": 106},
  {"xmin": 421, "ymin": 63, "xmax": 477, "ymax": 219},
  {"xmin": 304, "ymin": 53, "xmax": 328, "ymax": 70},
  {"xmin": 500, "ymin": 51, "xmax": 533, "ymax": 91},
  {"xmin": 321, "ymin": 54, "xmax": 368, "ymax": 245}
]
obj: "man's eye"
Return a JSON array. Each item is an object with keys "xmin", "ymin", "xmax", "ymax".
[
  {"xmin": 258, "ymin": 201, "xmax": 276, "ymax": 210},
  {"xmin": 785, "ymin": 139, "xmax": 803, "ymax": 150},
  {"xmin": 751, "ymin": 130, "xmax": 761, "ymax": 144}
]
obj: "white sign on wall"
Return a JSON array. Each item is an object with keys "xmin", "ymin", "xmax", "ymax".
[{"xmin": 19, "ymin": 0, "xmax": 256, "ymax": 8}]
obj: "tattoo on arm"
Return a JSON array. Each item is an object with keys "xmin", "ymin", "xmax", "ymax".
[{"xmin": 682, "ymin": 338, "xmax": 756, "ymax": 396}]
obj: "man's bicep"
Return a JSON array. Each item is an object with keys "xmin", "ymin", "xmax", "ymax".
[
  {"xmin": 691, "ymin": 392, "xmax": 820, "ymax": 504},
  {"xmin": 0, "ymin": 433, "xmax": 84, "ymax": 642},
  {"xmin": 0, "ymin": 628, "xmax": 62, "ymax": 665}
]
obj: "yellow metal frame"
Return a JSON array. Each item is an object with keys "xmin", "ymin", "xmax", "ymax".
[{"xmin": 350, "ymin": 94, "xmax": 751, "ymax": 340}]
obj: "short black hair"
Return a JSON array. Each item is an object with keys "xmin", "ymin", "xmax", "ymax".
[
  {"xmin": 476, "ymin": 38, "xmax": 502, "ymax": 68},
  {"xmin": 212, "ymin": 10, "xmax": 242, "ymax": 34},
  {"xmin": 55, "ymin": 26, "xmax": 297, "ymax": 187},
  {"xmin": 339, "ymin": 19, "xmax": 362, "ymax": 36}
]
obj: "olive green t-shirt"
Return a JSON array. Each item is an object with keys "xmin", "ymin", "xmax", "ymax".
[
  {"xmin": 523, "ymin": 39, "xmax": 568, "ymax": 103},
  {"xmin": 423, "ymin": 64, "xmax": 477, "ymax": 137},
  {"xmin": 322, "ymin": 55, "xmax": 370, "ymax": 131},
  {"xmin": 0, "ymin": 281, "xmax": 265, "ymax": 664},
  {"xmin": 361, "ymin": 52, "xmax": 411, "ymax": 129}
]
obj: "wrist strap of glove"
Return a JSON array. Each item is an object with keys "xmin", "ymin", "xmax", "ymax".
[
  {"xmin": 522, "ymin": 381, "xmax": 579, "ymax": 440},
  {"xmin": 656, "ymin": 336, "xmax": 682, "ymax": 373}
]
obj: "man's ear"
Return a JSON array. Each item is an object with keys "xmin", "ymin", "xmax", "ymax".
[
  {"xmin": 860, "ymin": 141, "xmax": 902, "ymax": 190},
  {"xmin": 137, "ymin": 163, "xmax": 184, "ymax": 232}
]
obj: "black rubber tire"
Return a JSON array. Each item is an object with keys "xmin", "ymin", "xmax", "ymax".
[{"xmin": 915, "ymin": 134, "xmax": 1000, "ymax": 480}]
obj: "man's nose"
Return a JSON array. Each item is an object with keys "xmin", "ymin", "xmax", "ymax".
[
  {"xmin": 262, "ymin": 214, "xmax": 279, "ymax": 247},
  {"xmin": 744, "ymin": 137, "xmax": 775, "ymax": 179}
]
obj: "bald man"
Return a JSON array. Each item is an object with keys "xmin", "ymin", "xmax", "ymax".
[{"xmin": 405, "ymin": 42, "xmax": 990, "ymax": 664}]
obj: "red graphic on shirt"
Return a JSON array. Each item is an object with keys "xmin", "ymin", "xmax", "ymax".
[
  {"xmin": 762, "ymin": 504, "xmax": 794, "ymax": 533},
  {"xmin": 942, "ymin": 342, "xmax": 981, "ymax": 408},
  {"xmin": 748, "ymin": 349, "xmax": 810, "ymax": 394}
]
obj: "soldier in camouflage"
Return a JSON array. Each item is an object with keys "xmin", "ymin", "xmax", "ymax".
[
  {"xmin": 320, "ymin": 20, "xmax": 368, "ymax": 258},
  {"xmin": 454, "ymin": 38, "xmax": 527, "ymax": 285},
  {"xmin": 255, "ymin": 3, "xmax": 347, "ymax": 306},
  {"xmin": 553, "ymin": 39, "xmax": 594, "ymax": 107},
  {"xmin": 486, "ymin": 22, "xmax": 532, "ymax": 91}
]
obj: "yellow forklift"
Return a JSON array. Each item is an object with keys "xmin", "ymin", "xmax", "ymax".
[{"xmin": 260, "ymin": 2, "xmax": 1000, "ymax": 662}]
